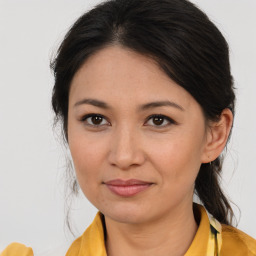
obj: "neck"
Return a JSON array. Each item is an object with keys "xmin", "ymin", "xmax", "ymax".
[{"xmin": 104, "ymin": 203, "xmax": 198, "ymax": 256}]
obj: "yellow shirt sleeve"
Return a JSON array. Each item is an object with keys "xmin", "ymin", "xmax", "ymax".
[
  {"xmin": 1, "ymin": 243, "xmax": 33, "ymax": 256},
  {"xmin": 221, "ymin": 225, "xmax": 256, "ymax": 256}
]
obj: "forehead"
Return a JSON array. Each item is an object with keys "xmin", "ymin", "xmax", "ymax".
[{"xmin": 69, "ymin": 45, "xmax": 194, "ymax": 109}]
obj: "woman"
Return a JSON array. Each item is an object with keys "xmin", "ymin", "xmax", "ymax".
[{"xmin": 2, "ymin": 0, "xmax": 255, "ymax": 255}]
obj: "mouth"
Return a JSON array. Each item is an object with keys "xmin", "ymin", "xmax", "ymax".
[{"xmin": 104, "ymin": 179, "xmax": 153, "ymax": 197}]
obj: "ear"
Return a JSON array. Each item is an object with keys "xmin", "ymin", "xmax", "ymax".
[{"xmin": 201, "ymin": 108, "xmax": 233, "ymax": 163}]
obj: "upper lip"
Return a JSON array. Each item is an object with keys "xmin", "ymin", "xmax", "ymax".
[{"xmin": 104, "ymin": 179, "xmax": 153, "ymax": 186}]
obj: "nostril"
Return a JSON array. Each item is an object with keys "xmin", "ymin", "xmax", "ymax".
[
  {"xmin": 108, "ymin": 146, "xmax": 146, "ymax": 170},
  {"xmin": 107, "ymin": 129, "xmax": 146, "ymax": 169}
]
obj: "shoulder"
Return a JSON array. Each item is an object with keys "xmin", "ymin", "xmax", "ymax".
[
  {"xmin": 65, "ymin": 236, "xmax": 83, "ymax": 256},
  {"xmin": 1, "ymin": 243, "xmax": 33, "ymax": 256},
  {"xmin": 66, "ymin": 212, "xmax": 107, "ymax": 256},
  {"xmin": 221, "ymin": 224, "xmax": 256, "ymax": 256}
]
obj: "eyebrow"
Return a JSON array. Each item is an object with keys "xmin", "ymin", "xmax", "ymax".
[
  {"xmin": 74, "ymin": 98, "xmax": 110, "ymax": 109},
  {"xmin": 74, "ymin": 98, "xmax": 184, "ymax": 111},
  {"xmin": 139, "ymin": 101, "xmax": 184, "ymax": 111}
]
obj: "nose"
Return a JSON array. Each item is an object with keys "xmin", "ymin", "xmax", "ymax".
[{"xmin": 108, "ymin": 126, "xmax": 146, "ymax": 170}]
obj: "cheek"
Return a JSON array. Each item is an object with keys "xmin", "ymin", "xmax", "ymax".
[
  {"xmin": 150, "ymin": 141, "xmax": 201, "ymax": 206},
  {"xmin": 68, "ymin": 132, "xmax": 108, "ymax": 194},
  {"xmin": 147, "ymin": 131, "xmax": 204, "ymax": 187}
]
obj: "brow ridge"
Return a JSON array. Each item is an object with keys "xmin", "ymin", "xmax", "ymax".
[
  {"xmin": 139, "ymin": 101, "xmax": 184, "ymax": 111},
  {"xmin": 74, "ymin": 98, "xmax": 110, "ymax": 109},
  {"xmin": 74, "ymin": 98, "xmax": 184, "ymax": 111}
]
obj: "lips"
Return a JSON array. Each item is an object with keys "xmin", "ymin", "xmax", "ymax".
[{"xmin": 104, "ymin": 179, "xmax": 153, "ymax": 197}]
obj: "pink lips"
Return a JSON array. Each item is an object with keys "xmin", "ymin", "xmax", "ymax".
[{"xmin": 104, "ymin": 179, "xmax": 153, "ymax": 197}]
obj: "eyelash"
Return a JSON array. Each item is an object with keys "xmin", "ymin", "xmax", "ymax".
[
  {"xmin": 80, "ymin": 114, "xmax": 176, "ymax": 128},
  {"xmin": 81, "ymin": 114, "xmax": 109, "ymax": 127},
  {"xmin": 145, "ymin": 114, "xmax": 176, "ymax": 127}
]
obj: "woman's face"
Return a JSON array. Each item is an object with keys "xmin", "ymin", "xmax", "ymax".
[{"xmin": 68, "ymin": 46, "xmax": 210, "ymax": 225}]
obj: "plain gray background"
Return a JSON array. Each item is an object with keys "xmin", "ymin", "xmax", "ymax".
[{"xmin": 0, "ymin": 0, "xmax": 255, "ymax": 255}]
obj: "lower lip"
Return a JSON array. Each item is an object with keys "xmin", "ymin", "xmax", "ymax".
[{"xmin": 106, "ymin": 184, "xmax": 152, "ymax": 197}]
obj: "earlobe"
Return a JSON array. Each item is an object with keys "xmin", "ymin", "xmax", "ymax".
[{"xmin": 201, "ymin": 108, "xmax": 233, "ymax": 163}]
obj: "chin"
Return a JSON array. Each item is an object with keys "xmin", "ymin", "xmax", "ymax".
[{"xmin": 100, "ymin": 203, "xmax": 149, "ymax": 225}]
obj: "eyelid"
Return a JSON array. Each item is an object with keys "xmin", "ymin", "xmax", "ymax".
[
  {"xmin": 144, "ymin": 114, "xmax": 177, "ymax": 127},
  {"xmin": 80, "ymin": 113, "xmax": 110, "ymax": 126}
]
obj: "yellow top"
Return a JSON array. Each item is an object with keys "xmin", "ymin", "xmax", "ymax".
[{"xmin": 1, "ymin": 204, "xmax": 256, "ymax": 256}]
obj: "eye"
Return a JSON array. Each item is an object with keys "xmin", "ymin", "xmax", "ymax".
[
  {"xmin": 145, "ymin": 114, "xmax": 175, "ymax": 127},
  {"xmin": 81, "ymin": 114, "xmax": 110, "ymax": 126}
]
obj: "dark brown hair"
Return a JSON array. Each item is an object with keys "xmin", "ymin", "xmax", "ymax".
[{"xmin": 51, "ymin": 0, "xmax": 236, "ymax": 225}]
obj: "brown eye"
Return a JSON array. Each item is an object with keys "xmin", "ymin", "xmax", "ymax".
[
  {"xmin": 145, "ymin": 114, "xmax": 174, "ymax": 127},
  {"xmin": 82, "ymin": 114, "xmax": 109, "ymax": 126},
  {"xmin": 91, "ymin": 116, "xmax": 103, "ymax": 125},
  {"xmin": 152, "ymin": 116, "xmax": 164, "ymax": 126}
]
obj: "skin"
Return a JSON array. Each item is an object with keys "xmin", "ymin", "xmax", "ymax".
[{"xmin": 68, "ymin": 45, "xmax": 233, "ymax": 256}]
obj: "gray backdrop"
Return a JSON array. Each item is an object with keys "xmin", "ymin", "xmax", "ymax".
[{"xmin": 0, "ymin": 0, "xmax": 255, "ymax": 255}]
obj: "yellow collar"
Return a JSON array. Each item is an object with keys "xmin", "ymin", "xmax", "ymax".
[
  {"xmin": 66, "ymin": 203, "xmax": 222, "ymax": 256},
  {"xmin": 185, "ymin": 204, "xmax": 222, "ymax": 256}
]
